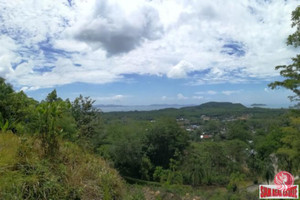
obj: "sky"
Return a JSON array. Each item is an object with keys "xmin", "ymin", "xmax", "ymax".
[{"xmin": 0, "ymin": 0, "xmax": 299, "ymax": 107}]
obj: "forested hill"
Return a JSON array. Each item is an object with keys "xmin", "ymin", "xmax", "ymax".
[
  {"xmin": 102, "ymin": 101, "xmax": 287, "ymax": 122},
  {"xmin": 188, "ymin": 102, "xmax": 246, "ymax": 109}
]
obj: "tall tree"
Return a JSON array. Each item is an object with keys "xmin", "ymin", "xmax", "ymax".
[
  {"xmin": 71, "ymin": 95, "xmax": 103, "ymax": 149},
  {"xmin": 268, "ymin": 6, "xmax": 300, "ymax": 101}
]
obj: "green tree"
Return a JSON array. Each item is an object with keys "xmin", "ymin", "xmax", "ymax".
[
  {"xmin": 45, "ymin": 89, "xmax": 61, "ymax": 103},
  {"xmin": 181, "ymin": 142, "xmax": 230, "ymax": 186},
  {"xmin": 144, "ymin": 118, "xmax": 189, "ymax": 169},
  {"xmin": 8, "ymin": 91, "xmax": 38, "ymax": 133},
  {"xmin": 139, "ymin": 155, "xmax": 152, "ymax": 180},
  {"xmin": 0, "ymin": 78, "xmax": 39, "ymax": 133},
  {"xmin": 181, "ymin": 146, "xmax": 204, "ymax": 186},
  {"xmin": 106, "ymin": 121, "xmax": 145, "ymax": 178},
  {"xmin": 227, "ymin": 172, "xmax": 245, "ymax": 192},
  {"xmin": 0, "ymin": 78, "xmax": 15, "ymax": 124},
  {"xmin": 37, "ymin": 100, "xmax": 68, "ymax": 156},
  {"xmin": 227, "ymin": 121, "xmax": 252, "ymax": 142},
  {"xmin": 269, "ymin": 6, "xmax": 300, "ymax": 101},
  {"xmin": 276, "ymin": 116, "xmax": 300, "ymax": 174},
  {"xmin": 224, "ymin": 139, "xmax": 248, "ymax": 164},
  {"xmin": 71, "ymin": 95, "xmax": 102, "ymax": 139}
]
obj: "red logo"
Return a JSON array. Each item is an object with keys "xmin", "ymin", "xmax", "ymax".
[
  {"xmin": 274, "ymin": 171, "xmax": 295, "ymax": 191},
  {"xmin": 259, "ymin": 171, "xmax": 298, "ymax": 199}
]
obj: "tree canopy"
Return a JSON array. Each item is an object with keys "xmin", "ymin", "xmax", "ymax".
[{"xmin": 269, "ymin": 6, "xmax": 300, "ymax": 101}]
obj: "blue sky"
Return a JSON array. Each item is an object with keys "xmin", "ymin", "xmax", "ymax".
[{"xmin": 0, "ymin": 0, "xmax": 298, "ymax": 107}]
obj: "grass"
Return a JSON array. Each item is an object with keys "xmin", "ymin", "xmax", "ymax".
[{"xmin": 0, "ymin": 132, "xmax": 125, "ymax": 199}]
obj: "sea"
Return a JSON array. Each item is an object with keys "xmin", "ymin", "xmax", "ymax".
[
  {"xmin": 96, "ymin": 105, "xmax": 190, "ymax": 112},
  {"xmin": 97, "ymin": 103, "xmax": 293, "ymax": 113}
]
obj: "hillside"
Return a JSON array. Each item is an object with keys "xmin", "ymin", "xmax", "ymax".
[
  {"xmin": 190, "ymin": 102, "xmax": 246, "ymax": 109},
  {"xmin": 0, "ymin": 77, "xmax": 296, "ymax": 200},
  {"xmin": 0, "ymin": 132, "xmax": 125, "ymax": 200}
]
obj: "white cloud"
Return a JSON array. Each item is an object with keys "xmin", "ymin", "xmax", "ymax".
[
  {"xmin": 177, "ymin": 93, "xmax": 188, "ymax": 100},
  {"xmin": 161, "ymin": 96, "xmax": 167, "ymax": 100},
  {"xmin": 192, "ymin": 96, "xmax": 203, "ymax": 100},
  {"xmin": 167, "ymin": 60, "xmax": 194, "ymax": 79},
  {"xmin": 221, "ymin": 90, "xmax": 242, "ymax": 96},
  {"xmin": 0, "ymin": 35, "xmax": 19, "ymax": 78},
  {"xmin": 20, "ymin": 86, "xmax": 40, "ymax": 92},
  {"xmin": 94, "ymin": 94, "xmax": 126, "ymax": 102},
  {"xmin": 196, "ymin": 90, "xmax": 217, "ymax": 95},
  {"xmin": 207, "ymin": 90, "xmax": 217, "ymax": 95},
  {"xmin": 0, "ymin": 0, "xmax": 298, "ymax": 89}
]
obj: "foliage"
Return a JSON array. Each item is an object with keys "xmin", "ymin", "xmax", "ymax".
[
  {"xmin": 104, "ymin": 121, "xmax": 145, "ymax": 178},
  {"xmin": 227, "ymin": 172, "xmax": 245, "ymax": 192},
  {"xmin": 181, "ymin": 142, "xmax": 230, "ymax": 186},
  {"xmin": 36, "ymin": 100, "xmax": 71, "ymax": 156},
  {"xmin": 0, "ymin": 119, "xmax": 9, "ymax": 133},
  {"xmin": 269, "ymin": 6, "xmax": 300, "ymax": 101},
  {"xmin": 0, "ymin": 77, "xmax": 14, "ymax": 122},
  {"xmin": 0, "ymin": 78, "xmax": 38, "ymax": 134},
  {"xmin": 227, "ymin": 120, "xmax": 252, "ymax": 142},
  {"xmin": 71, "ymin": 95, "xmax": 103, "ymax": 149},
  {"xmin": 1, "ymin": 75, "xmax": 300, "ymax": 199},
  {"xmin": 140, "ymin": 155, "xmax": 153, "ymax": 181},
  {"xmin": 144, "ymin": 118, "xmax": 189, "ymax": 169},
  {"xmin": 0, "ymin": 132, "xmax": 125, "ymax": 200},
  {"xmin": 71, "ymin": 95, "xmax": 100, "ymax": 138},
  {"xmin": 276, "ymin": 115, "xmax": 300, "ymax": 175},
  {"xmin": 261, "ymin": 157, "xmax": 275, "ymax": 185}
]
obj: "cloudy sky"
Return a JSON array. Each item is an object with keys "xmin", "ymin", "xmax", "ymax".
[{"xmin": 0, "ymin": 0, "xmax": 299, "ymax": 107}]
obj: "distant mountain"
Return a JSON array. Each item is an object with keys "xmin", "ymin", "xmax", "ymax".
[
  {"xmin": 186, "ymin": 102, "xmax": 246, "ymax": 110},
  {"xmin": 251, "ymin": 103, "xmax": 267, "ymax": 107}
]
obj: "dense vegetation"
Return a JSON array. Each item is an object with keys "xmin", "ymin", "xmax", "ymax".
[
  {"xmin": 100, "ymin": 102, "xmax": 299, "ymax": 183},
  {"xmin": 0, "ymin": 78, "xmax": 127, "ymax": 200},
  {"xmin": 1, "ymin": 76, "xmax": 300, "ymax": 199}
]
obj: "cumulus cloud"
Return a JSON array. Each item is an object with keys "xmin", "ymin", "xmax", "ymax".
[
  {"xmin": 0, "ymin": 35, "xmax": 19, "ymax": 78},
  {"xmin": 161, "ymin": 96, "xmax": 167, "ymax": 100},
  {"xmin": 207, "ymin": 90, "xmax": 217, "ymax": 95},
  {"xmin": 0, "ymin": 0, "xmax": 298, "ymax": 90},
  {"xmin": 167, "ymin": 60, "xmax": 194, "ymax": 79},
  {"xmin": 73, "ymin": 0, "xmax": 163, "ymax": 56},
  {"xmin": 177, "ymin": 93, "xmax": 188, "ymax": 100},
  {"xmin": 192, "ymin": 96, "xmax": 203, "ymax": 100},
  {"xmin": 221, "ymin": 90, "xmax": 242, "ymax": 96},
  {"xmin": 95, "ymin": 94, "xmax": 126, "ymax": 102},
  {"xmin": 196, "ymin": 90, "xmax": 217, "ymax": 95},
  {"xmin": 20, "ymin": 86, "xmax": 40, "ymax": 92}
]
